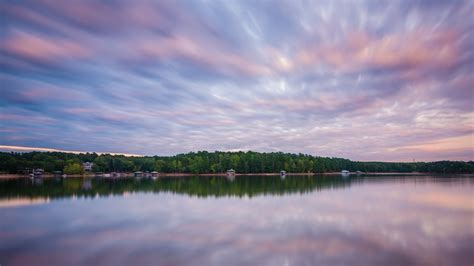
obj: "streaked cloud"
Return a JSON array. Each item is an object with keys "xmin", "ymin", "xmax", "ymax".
[
  {"xmin": 0, "ymin": 145, "xmax": 143, "ymax": 157},
  {"xmin": 2, "ymin": 30, "xmax": 91, "ymax": 62},
  {"xmin": 1, "ymin": 0, "xmax": 473, "ymax": 161}
]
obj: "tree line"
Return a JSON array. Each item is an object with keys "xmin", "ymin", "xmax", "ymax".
[{"xmin": 0, "ymin": 151, "xmax": 472, "ymax": 174}]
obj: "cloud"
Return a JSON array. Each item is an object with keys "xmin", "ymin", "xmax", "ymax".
[
  {"xmin": 0, "ymin": 145, "xmax": 143, "ymax": 156},
  {"xmin": 0, "ymin": 0, "xmax": 473, "ymax": 161},
  {"xmin": 295, "ymin": 29, "xmax": 462, "ymax": 75},
  {"xmin": 131, "ymin": 34, "xmax": 271, "ymax": 77},
  {"xmin": 2, "ymin": 31, "xmax": 91, "ymax": 63}
]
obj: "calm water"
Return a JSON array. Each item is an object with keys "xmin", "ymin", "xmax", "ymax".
[{"xmin": 0, "ymin": 175, "xmax": 473, "ymax": 266}]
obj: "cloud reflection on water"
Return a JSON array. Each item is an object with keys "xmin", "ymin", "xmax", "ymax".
[{"xmin": 0, "ymin": 176, "xmax": 472, "ymax": 265}]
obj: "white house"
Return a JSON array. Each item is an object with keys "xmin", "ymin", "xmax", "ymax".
[{"xmin": 83, "ymin": 162, "xmax": 94, "ymax": 171}]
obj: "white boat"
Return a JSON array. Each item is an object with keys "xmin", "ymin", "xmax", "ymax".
[
  {"xmin": 341, "ymin": 170, "xmax": 350, "ymax": 177},
  {"xmin": 134, "ymin": 171, "xmax": 143, "ymax": 178}
]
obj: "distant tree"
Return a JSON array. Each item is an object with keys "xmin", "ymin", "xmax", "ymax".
[
  {"xmin": 0, "ymin": 151, "xmax": 473, "ymax": 174},
  {"xmin": 64, "ymin": 163, "xmax": 84, "ymax": 175},
  {"xmin": 154, "ymin": 160, "xmax": 166, "ymax": 172},
  {"xmin": 92, "ymin": 156, "xmax": 107, "ymax": 172}
]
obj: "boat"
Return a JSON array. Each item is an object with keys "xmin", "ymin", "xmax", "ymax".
[
  {"xmin": 151, "ymin": 171, "xmax": 159, "ymax": 179},
  {"xmin": 341, "ymin": 170, "xmax": 350, "ymax": 177},
  {"xmin": 134, "ymin": 171, "xmax": 143, "ymax": 178}
]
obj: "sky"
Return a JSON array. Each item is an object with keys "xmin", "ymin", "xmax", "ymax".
[{"xmin": 0, "ymin": 0, "xmax": 473, "ymax": 161}]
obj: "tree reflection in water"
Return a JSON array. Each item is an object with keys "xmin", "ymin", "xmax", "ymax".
[{"xmin": 0, "ymin": 175, "xmax": 354, "ymax": 200}]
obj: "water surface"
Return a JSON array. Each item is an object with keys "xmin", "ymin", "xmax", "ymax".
[{"xmin": 1, "ymin": 175, "xmax": 473, "ymax": 265}]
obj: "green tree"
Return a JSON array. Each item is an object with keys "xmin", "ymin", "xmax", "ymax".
[
  {"xmin": 0, "ymin": 151, "xmax": 473, "ymax": 174},
  {"xmin": 154, "ymin": 160, "xmax": 166, "ymax": 172},
  {"xmin": 64, "ymin": 163, "xmax": 84, "ymax": 175}
]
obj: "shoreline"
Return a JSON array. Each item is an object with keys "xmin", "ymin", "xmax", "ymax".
[{"xmin": 0, "ymin": 172, "xmax": 469, "ymax": 180}]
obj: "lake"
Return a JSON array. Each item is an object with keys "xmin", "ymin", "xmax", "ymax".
[{"xmin": 0, "ymin": 175, "xmax": 473, "ymax": 266}]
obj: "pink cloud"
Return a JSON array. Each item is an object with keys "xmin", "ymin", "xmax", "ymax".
[
  {"xmin": 296, "ymin": 29, "xmax": 461, "ymax": 73},
  {"xmin": 2, "ymin": 31, "xmax": 91, "ymax": 62},
  {"xmin": 0, "ymin": 145, "xmax": 143, "ymax": 157},
  {"xmin": 134, "ymin": 34, "xmax": 271, "ymax": 76},
  {"xmin": 19, "ymin": 85, "xmax": 86, "ymax": 101},
  {"xmin": 0, "ymin": 113, "xmax": 56, "ymax": 124},
  {"xmin": 37, "ymin": 0, "xmax": 177, "ymax": 31},
  {"xmin": 392, "ymin": 134, "xmax": 474, "ymax": 154}
]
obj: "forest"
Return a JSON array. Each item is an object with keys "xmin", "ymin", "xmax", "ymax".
[{"xmin": 0, "ymin": 151, "xmax": 472, "ymax": 174}]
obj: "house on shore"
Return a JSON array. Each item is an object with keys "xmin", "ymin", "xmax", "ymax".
[
  {"xmin": 83, "ymin": 162, "xmax": 94, "ymax": 171},
  {"xmin": 31, "ymin": 168, "xmax": 44, "ymax": 178},
  {"xmin": 22, "ymin": 168, "xmax": 33, "ymax": 175}
]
